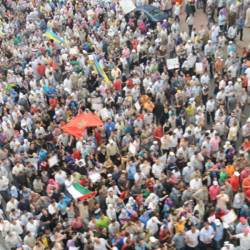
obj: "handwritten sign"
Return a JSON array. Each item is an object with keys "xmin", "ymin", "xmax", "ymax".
[
  {"xmin": 129, "ymin": 142, "xmax": 136, "ymax": 155},
  {"xmin": 134, "ymin": 101, "xmax": 141, "ymax": 111},
  {"xmin": 221, "ymin": 210, "xmax": 237, "ymax": 225},
  {"xmin": 92, "ymin": 103, "xmax": 103, "ymax": 110},
  {"xmin": 167, "ymin": 58, "xmax": 180, "ymax": 70},
  {"xmin": 100, "ymin": 108, "xmax": 110, "ymax": 120},
  {"xmin": 48, "ymin": 155, "xmax": 59, "ymax": 168},
  {"xmin": 70, "ymin": 48, "xmax": 78, "ymax": 55},
  {"xmin": 91, "ymin": 97, "xmax": 102, "ymax": 104},
  {"xmin": 195, "ymin": 63, "xmax": 203, "ymax": 74}
]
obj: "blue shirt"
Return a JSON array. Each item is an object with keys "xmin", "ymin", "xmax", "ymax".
[
  {"xmin": 139, "ymin": 211, "xmax": 151, "ymax": 225},
  {"xmin": 126, "ymin": 163, "xmax": 137, "ymax": 180},
  {"xmin": 214, "ymin": 224, "xmax": 224, "ymax": 241},
  {"xmin": 105, "ymin": 122, "xmax": 115, "ymax": 137},
  {"xmin": 237, "ymin": 18, "xmax": 245, "ymax": 30},
  {"xmin": 111, "ymin": 237, "xmax": 124, "ymax": 250},
  {"xmin": 200, "ymin": 226, "xmax": 215, "ymax": 243}
]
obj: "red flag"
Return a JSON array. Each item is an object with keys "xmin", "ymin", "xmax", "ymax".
[{"xmin": 63, "ymin": 113, "xmax": 104, "ymax": 138}]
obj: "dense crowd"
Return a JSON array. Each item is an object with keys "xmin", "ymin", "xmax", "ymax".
[{"xmin": 0, "ymin": 0, "xmax": 250, "ymax": 250}]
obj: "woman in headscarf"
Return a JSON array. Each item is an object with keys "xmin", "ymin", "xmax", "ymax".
[
  {"xmin": 46, "ymin": 179, "xmax": 60, "ymax": 198},
  {"xmin": 106, "ymin": 204, "xmax": 117, "ymax": 221},
  {"xmin": 127, "ymin": 197, "xmax": 137, "ymax": 210},
  {"xmin": 67, "ymin": 239, "xmax": 79, "ymax": 250},
  {"xmin": 10, "ymin": 186, "xmax": 19, "ymax": 199},
  {"xmin": 240, "ymin": 204, "xmax": 250, "ymax": 219},
  {"xmin": 126, "ymin": 203, "xmax": 134, "ymax": 218},
  {"xmin": 144, "ymin": 193, "xmax": 159, "ymax": 207},
  {"xmin": 119, "ymin": 209, "xmax": 129, "ymax": 225},
  {"xmin": 146, "ymin": 216, "xmax": 163, "ymax": 235}
]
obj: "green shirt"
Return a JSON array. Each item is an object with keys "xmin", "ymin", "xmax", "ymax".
[
  {"xmin": 219, "ymin": 171, "xmax": 228, "ymax": 183},
  {"xmin": 96, "ymin": 216, "xmax": 109, "ymax": 229}
]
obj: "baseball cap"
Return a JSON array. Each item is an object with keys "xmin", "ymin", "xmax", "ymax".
[{"xmin": 239, "ymin": 217, "xmax": 247, "ymax": 223}]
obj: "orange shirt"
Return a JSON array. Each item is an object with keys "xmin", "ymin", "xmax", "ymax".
[
  {"xmin": 226, "ymin": 165, "xmax": 235, "ymax": 178},
  {"xmin": 242, "ymin": 178, "xmax": 250, "ymax": 193}
]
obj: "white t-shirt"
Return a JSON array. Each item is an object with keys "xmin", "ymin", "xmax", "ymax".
[
  {"xmin": 94, "ymin": 238, "xmax": 107, "ymax": 250},
  {"xmin": 185, "ymin": 229, "xmax": 200, "ymax": 247},
  {"xmin": 236, "ymin": 233, "xmax": 250, "ymax": 250}
]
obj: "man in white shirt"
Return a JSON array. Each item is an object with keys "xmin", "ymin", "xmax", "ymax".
[
  {"xmin": 185, "ymin": 226, "xmax": 200, "ymax": 248},
  {"xmin": 55, "ymin": 169, "xmax": 67, "ymax": 187},
  {"xmin": 206, "ymin": 97, "xmax": 216, "ymax": 124},
  {"xmin": 230, "ymin": 228, "xmax": 250, "ymax": 250},
  {"xmin": 0, "ymin": 175, "xmax": 9, "ymax": 201},
  {"xmin": 190, "ymin": 175, "xmax": 203, "ymax": 192}
]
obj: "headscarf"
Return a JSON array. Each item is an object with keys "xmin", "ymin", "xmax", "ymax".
[
  {"xmin": 10, "ymin": 186, "xmax": 18, "ymax": 198},
  {"xmin": 119, "ymin": 209, "xmax": 129, "ymax": 220},
  {"xmin": 126, "ymin": 203, "xmax": 134, "ymax": 217}
]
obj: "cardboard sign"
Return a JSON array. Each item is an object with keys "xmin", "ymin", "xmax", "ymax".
[
  {"xmin": 48, "ymin": 155, "xmax": 59, "ymax": 168},
  {"xmin": 221, "ymin": 210, "xmax": 237, "ymax": 225},
  {"xmin": 167, "ymin": 58, "xmax": 180, "ymax": 70},
  {"xmin": 134, "ymin": 101, "xmax": 141, "ymax": 111},
  {"xmin": 91, "ymin": 97, "xmax": 102, "ymax": 104},
  {"xmin": 195, "ymin": 62, "xmax": 203, "ymax": 74},
  {"xmin": 129, "ymin": 142, "xmax": 136, "ymax": 155},
  {"xmin": 100, "ymin": 108, "xmax": 110, "ymax": 120},
  {"xmin": 120, "ymin": 0, "xmax": 136, "ymax": 14},
  {"xmin": 92, "ymin": 103, "xmax": 103, "ymax": 110}
]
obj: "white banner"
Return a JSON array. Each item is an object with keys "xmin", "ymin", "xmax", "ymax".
[{"xmin": 119, "ymin": 0, "xmax": 136, "ymax": 14}]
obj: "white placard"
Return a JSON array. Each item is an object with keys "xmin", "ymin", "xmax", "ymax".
[
  {"xmin": 207, "ymin": 214, "xmax": 216, "ymax": 223},
  {"xmin": 129, "ymin": 142, "xmax": 136, "ymax": 155},
  {"xmin": 119, "ymin": 0, "xmax": 136, "ymax": 14},
  {"xmin": 134, "ymin": 101, "xmax": 141, "ymax": 111},
  {"xmin": 48, "ymin": 155, "xmax": 59, "ymax": 168},
  {"xmin": 221, "ymin": 210, "xmax": 237, "ymax": 225},
  {"xmin": 70, "ymin": 48, "xmax": 78, "ymax": 55},
  {"xmin": 89, "ymin": 173, "xmax": 101, "ymax": 183},
  {"xmin": 92, "ymin": 103, "xmax": 103, "ymax": 110},
  {"xmin": 167, "ymin": 58, "xmax": 180, "ymax": 70},
  {"xmin": 91, "ymin": 97, "xmax": 102, "ymax": 104},
  {"xmin": 100, "ymin": 108, "xmax": 110, "ymax": 120},
  {"xmin": 195, "ymin": 62, "xmax": 203, "ymax": 73}
]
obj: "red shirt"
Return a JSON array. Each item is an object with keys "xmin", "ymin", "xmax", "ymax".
[
  {"xmin": 126, "ymin": 79, "xmax": 133, "ymax": 89},
  {"xmin": 49, "ymin": 97, "xmax": 57, "ymax": 108},
  {"xmin": 40, "ymin": 161, "xmax": 49, "ymax": 171},
  {"xmin": 230, "ymin": 176, "xmax": 239, "ymax": 191},
  {"xmin": 37, "ymin": 64, "xmax": 45, "ymax": 76},
  {"xmin": 159, "ymin": 229, "xmax": 170, "ymax": 243},
  {"xmin": 113, "ymin": 80, "xmax": 122, "ymax": 91},
  {"xmin": 153, "ymin": 128, "xmax": 163, "ymax": 143},
  {"xmin": 71, "ymin": 151, "xmax": 81, "ymax": 160},
  {"xmin": 95, "ymin": 132, "xmax": 101, "ymax": 143}
]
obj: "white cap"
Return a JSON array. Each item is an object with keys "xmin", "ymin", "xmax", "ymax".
[
  {"xmin": 224, "ymin": 241, "xmax": 230, "ymax": 245},
  {"xmin": 228, "ymin": 81, "xmax": 232, "ymax": 84},
  {"xmin": 150, "ymin": 236, "xmax": 157, "ymax": 243},
  {"xmin": 108, "ymin": 174, "xmax": 112, "ymax": 177},
  {"xmin": 187, "ymin": 40, "xmax": 191, "ymax": 43},
  {"xmin": 234, "ymin": 171, "xmax": 240, "ymax": 176},
  {"xmin": 237, "ymin": 78, "xmax": 242, "ymax": 82},
  {"xmin": 187, "ymin": 162, "xmax": 191, "ymax": 167},
  {"xmin": 213, "ymin": 181, "xmax": 218, "ymax": 185},
  {"xmin": 163, "ymin": 19, "xmax": 167, "ymax": 22},
  {"xmin": 153, "ymin": 141, "xmax": 158, "ymax": 144},
  {"xmin": 215, "ymin": 219, "xmax": 221, "ymax": 226},
  {"xmin": 132, "ymin": 49, "xmax": 136, "ymax": 53},
  {"xmin": 92, "ymin": 71, "xmax": 96, "ymax": 74},
  {"xmin": 208, "ymin": 40, "xmax": 212, "ymax": 43},
  {"xmin": 170, "ymin": 152, "xmax": 175, "ymax": 156},
  {"xmin": 109, "ymin": 139, "xmax": 114, "ymax": 143},
  {"xmin": 229, "ymin": 41, "xmax": 233, "ymax": 44}
]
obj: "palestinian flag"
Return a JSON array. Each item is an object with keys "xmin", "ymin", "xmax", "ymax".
[{"xmin": 68, "ymin": 183, "xmax": 97, "ymax": 200}]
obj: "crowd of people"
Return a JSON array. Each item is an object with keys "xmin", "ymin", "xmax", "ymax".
[{"xmin": 1, "ymin": 0, "xmax": 250, "ymax": 249}]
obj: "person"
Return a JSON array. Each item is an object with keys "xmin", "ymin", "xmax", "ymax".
[{"xmin": 229, "ymin": 228, "xmax": 250, "ymax": 250}]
